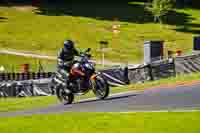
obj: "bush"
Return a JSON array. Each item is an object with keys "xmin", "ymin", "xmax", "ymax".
[{"xmin": 147, "ymin": 0, "xmax": 176, "ymax": 23}]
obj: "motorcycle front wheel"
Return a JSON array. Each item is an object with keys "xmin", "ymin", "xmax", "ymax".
[
  {"xmin": 56, "ymin": 85, "xmax": 74, "ymax": 105},
  {"xmin": 91, "ymin": 75, "xmax": 109, "ymax": 99}
]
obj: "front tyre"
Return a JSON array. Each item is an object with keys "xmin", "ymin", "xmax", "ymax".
[
  {"xmin": 92, "ymin": 75, "xmax": 109, "ymax": 99},
  {"xmin": 56, "ymin": 85, "xmax": 74, "ymax": 105}
]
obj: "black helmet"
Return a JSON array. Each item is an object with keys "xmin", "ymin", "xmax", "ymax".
[{"xmin": 64, "ymin": 40, "xmax": 74, "ymax": 50}]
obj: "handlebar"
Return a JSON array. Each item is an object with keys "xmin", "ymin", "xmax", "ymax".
[{"xmin": 79, "ymin": 48, "xmax": 92, "ymax": 58}]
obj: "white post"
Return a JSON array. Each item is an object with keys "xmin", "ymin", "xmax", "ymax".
[
  {"xmin": 102, "ymin": 51, "xmax": 105, "ymax": 68},
  {"xmin": 0, "ymin": 66, "xmax": 5, "ymax": 72}
]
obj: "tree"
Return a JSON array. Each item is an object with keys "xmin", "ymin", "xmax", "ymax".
[{"xmin": 147, "ymin": 0, "xmax": 175, "ymax": 23}]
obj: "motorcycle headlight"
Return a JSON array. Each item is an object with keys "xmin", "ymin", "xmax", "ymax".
[
  {"xmin": 92, "ymin": 62, "xmax": 96, "ymax": 66},
  {"xmin": 89, "ymin": 61, "xmax": 96, "ymax": 66},
  {"xmin": 85, "ymin": 63, "xmax": 94, "ymax": 70}
]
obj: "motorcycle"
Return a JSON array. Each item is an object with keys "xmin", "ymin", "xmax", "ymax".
[{"xmin": 51, "ymin": 48, "xmax": 110, "ymax": 104}]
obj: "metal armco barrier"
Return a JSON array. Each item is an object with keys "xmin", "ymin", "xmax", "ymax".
[
  {"xmin": 150, "ymin": 59, "xmax": 176, "ymax": 80},
  {"xmin": 100, "ymin": 67, "xmax": 129, "ymax": 87},
  {"xmin": 175, "ymin": 53, "xmax": 200, "ymax": 74},
  {"xmin": 0, "ymin": 72, "xmax": 54, "ymax": 82},
  {"xmin": 128, "ymin": 64, "xmax": 152, "ymax": 84}
]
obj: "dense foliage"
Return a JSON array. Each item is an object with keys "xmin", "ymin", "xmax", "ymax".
[{"xmin": 147, "ymin": 0, "xmax": 175, "ymax": 23}]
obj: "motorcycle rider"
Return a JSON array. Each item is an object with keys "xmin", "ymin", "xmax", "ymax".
[{"xmin": 57, "ymin": 40, "xmax": 79, "ymax": 82}]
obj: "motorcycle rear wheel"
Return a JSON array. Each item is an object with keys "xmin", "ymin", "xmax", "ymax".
[{"xmin": 56, "ymin": 85, "xmax": 74, "ymax": 105}]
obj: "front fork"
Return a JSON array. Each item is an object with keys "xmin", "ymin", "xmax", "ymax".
[
  {"xmin": 90, "ymin": 71, "xmax": 102, "ymax": 80},
  {"xmin": 53, "ymin": 74, "xmax": 72, "ymax": 95},
  {"xmin": 89, "ymin": 72, "xmax": 100, "ymax": 90}
]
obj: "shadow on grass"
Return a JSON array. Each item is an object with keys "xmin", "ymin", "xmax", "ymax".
[
  {"xmin": 35, "ymin": 1, "xmax": 200, "ymax": 34},
  {"xmin": 175, "ymin": 27, "xmax": 200, "ymax": 34},
  {"xmin": 0, "ymin": 1, "xmax": 199, "ymax": 34},
  {"xmin": 0, "ymin": 17, "xmax": 7, "ymax": 19},
  {"xmin": 165, "ymin": 10, "xmax": 200, "ymax": 34},
  {"xmin": 0, "ymin": 17, "xmax": 7, "ymax": 22},
  {"xmin": 35, "ymin": 2, "xmax": 200, "ymax": 35},
  {"xmin": 186, "ymin": 1, "xmax": 200, "ymax": 9},
  {"xmin": 35, "ymin": 1, "xmax": 153, "ymax": 24},
  {"xmin": 164, "ymin": 11, "xmax": 192, "ymax": 26}
]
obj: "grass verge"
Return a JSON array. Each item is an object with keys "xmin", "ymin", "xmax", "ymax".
[
  {"xmin": 0, "ymin": 54, "xmax": 111, "ymax": 72},
  {"xmin": 0, "ymin": 54, "xmax": 56, "ymax": 72},
  {"xmin": 0, "ymin": 2, "xmax": 200, "ymax": 62},
  {"xmin": 0, "ymin": 112, "xmax": 200, "ymax": 133},
  {"xmin": 1, "ymin": 72, "xmax": 200, "ymax": 113}
]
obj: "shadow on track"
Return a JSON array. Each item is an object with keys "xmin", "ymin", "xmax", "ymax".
[{"xmin": 74, "ymin": 93, "xmax": 139, "ymax": 104}]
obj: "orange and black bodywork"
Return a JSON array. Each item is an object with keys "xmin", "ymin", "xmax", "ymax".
[
  {"xmin": 90, "ymin": 74, "xmax": 97, "ymax": 80},
  {"xmin": 70, "ymin": 66, "xmax": 97, "ymax": 80},
  {"xmin": 70, "ymin": 67, "xmax": 85, "ymax": 77}
]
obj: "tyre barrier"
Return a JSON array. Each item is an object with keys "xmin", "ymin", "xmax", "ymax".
[
  {"xmin": 5, "ymin": 53, "xmax": 200, "ymax": 98},
  {"xmin": 0, "ymin": 72, "xmax": 53, "ymax": 82},
  {"xmin": 0, "ymin": 79, "xmax": 52, "ymax": 98},
  {"xmin": 0, "ymin": 61, "xmax": 176, "ymax": 97}
]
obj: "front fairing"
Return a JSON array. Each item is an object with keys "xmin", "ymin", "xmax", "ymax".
[{"xmin": 83, "ymin": 63, "xmax": 95, "ymax": 75}]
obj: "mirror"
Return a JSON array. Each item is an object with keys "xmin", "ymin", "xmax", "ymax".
[
  {"xmin": 86, "ymin": 48, "xmax": 91, "ymax": 52},
  {"xmin": 88, "ymin": 54, "xmax": 92, "ymax": 58}
]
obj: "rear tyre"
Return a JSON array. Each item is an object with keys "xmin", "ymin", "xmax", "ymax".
[
  {"xmin": 56, "ymin": 85, "xmax": 74, "ymax": 105},
  {"xmin": 48, "ymin": 77, "xmax": 56, "ymax": 95}
]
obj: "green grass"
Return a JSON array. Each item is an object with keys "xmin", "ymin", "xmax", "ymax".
[
  {"xmin": 0, "ymin": 54, "xmax": 111, "ymax": 72},
  {"xmin": 0, "ymin": 2, "xmax": 200, "ymax": 63},
  {"xmin": 0, "ymin": 96, "xmax": 57, "ymax": 113},
  {"xmin": 1, "ymin": 72, "xmax": 200, "ymax": 113},
  {"xmin": 0, "ymin": 112, "xmax": 200, "ymax": 133},
  {"xmin": 0, "ymin": 54, "xmax": 56, "ymax": 72},
  {"xmin": 0, "ymin": 84, "xmax": 135, "ymax": 113},
  {"xmin": 124, "ymin": 72, "xmax": 200, "ymax": 91}
]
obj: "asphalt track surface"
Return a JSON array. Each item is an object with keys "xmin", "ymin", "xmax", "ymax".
[{"xmin": 1, "ymin": 84, "xmax": 200, "ymax": 117}]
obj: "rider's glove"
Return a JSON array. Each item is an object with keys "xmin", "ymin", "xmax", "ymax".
[{"xmin": 58, "ymin": 59, "xmax": 64, "ymax": 66}]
